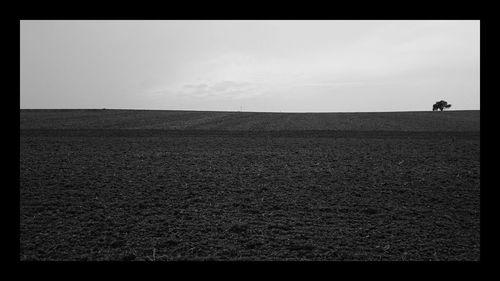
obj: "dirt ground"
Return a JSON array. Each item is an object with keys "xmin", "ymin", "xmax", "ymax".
[{"xmin": 20, "ymin": 129, "xmax": 480, "ymax": 261}]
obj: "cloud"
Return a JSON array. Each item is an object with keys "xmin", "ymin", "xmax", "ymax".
[
  {"xmin": 183, "ymin": 83, "xmax": 208, "ymax": 89},
  {"xmin": 141, "ymin": 21, "xmax": 478, "ymax": 111},
  {"xmin": 177, "ymin": 80, "xmax": 265, "ymax": 100}
]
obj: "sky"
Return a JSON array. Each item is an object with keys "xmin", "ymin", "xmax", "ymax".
[{"xmin": 20, "ymin": 20, "xmax": 480, "ymax": 112}]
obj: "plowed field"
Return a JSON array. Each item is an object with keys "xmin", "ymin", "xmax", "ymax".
[{"xmin": 20, "ymin": 110, "xmax": 480, "ymax": 261}]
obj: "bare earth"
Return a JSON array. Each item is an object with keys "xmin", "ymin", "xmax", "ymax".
[{"xmin": 20, "ymin": 110, "xmax": 480, "ymax": 261}]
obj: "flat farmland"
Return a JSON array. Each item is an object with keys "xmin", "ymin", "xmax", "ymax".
[{"xmin": 20, "ymin": 110, "xmax": 480, "ymax": 261}]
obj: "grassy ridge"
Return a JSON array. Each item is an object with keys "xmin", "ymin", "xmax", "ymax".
[{"xmin": 20, "ymin": 109, "xmax": 479, "ymax": 132}]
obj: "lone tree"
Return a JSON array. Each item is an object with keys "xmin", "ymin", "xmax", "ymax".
[{"xmin": 433, "ymin": 100, "xmax": 452, "ymax": 111}]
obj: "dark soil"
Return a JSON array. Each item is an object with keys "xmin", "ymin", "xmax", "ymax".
[
  {"xmin": 20, "ymin": 109, "xmax": 479, "ymax": 132},
  {"xmin": 19, "ymin": 110, "xmax": 480, "ymax": 261}
]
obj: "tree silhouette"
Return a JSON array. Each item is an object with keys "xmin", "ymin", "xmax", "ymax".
[{"xmin": 432, "ymin": 100, "xmax": 452, "ymax": 111}]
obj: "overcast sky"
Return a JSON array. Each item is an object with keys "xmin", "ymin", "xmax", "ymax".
[{"xmin": 20, "ymin": 20, "xmax": 479, "ymax": 112}]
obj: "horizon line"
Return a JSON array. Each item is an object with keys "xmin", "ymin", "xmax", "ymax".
[{"xmin": 19, "ymin": 108, "xmax": 480, "ymax": 114}]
